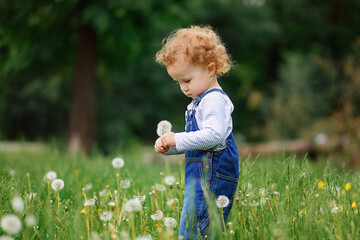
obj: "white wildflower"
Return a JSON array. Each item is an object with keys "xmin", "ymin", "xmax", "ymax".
[
  {"xmin": 331, "ymin": 206, "xmax": 341, "ymax": 214},
  {"xmin": 164, "ymin": 217, "xmax": 177, "ymax": 228},
  {"xmin": 25, "ymin": 215, "xmax": 37, "ymax": 227},
  {"xmin": 99, "ymin": 189, "xmax": 110, "ymax": 197},
  {"xmin": 99, "ymin": 211, "xmax": 113, "ymax": 221},
  {"xmin": 9, "ymin": 170, "xmax": 16, "ymax": 176},
  {"xmin": 164, "ymin": 175, "xmax": 176, "ymax": 185},
  {"xmin": 157, "ymin": 120, "xmax": 172, "ymax": 137},
  {"xmin": 216, "ymin": 195, "xmax": 230, "ymax": 208},
  {"xmin": 120, "ymin": 179, "xmax": 131, "ymax": 189},
  {"xmin": 27, "ymin": 192, "xmax": 37, "ymax": 200},
  {"xmin": 151, "ymin": 210, "xmax": 164, "ymax": 221},
  {"xmin": 112, "ymin": 157, "xmax": 124, "ymax": 168},
  {"xmin": 44, "ymin": 171, "xmax": 57, "ymax": 181},
  {"xmin": 258, "ymin": 188, "xmax": 265, "ymax": 196},
  {"xmin": 250, "ymin": 200, "xmax": 259, "ymax": 207},
  {"xmin": 108, "ymin": 202, "xmax": 116, "ymax": 207},
  {"xmin": 84, "ymin": 183, "xmax": 93, "ymax": 190},
  {"xmin": 167, "ymin": 198, "xmax": 178, "ymax": 207},
  {"xmin": 11, "ymin": 196, "xmax": 24, "ymax": 213},
  {"xmin": 152, "ymin": 184, "xmax": 166, "ymax": 192},
  {"xmin": 124, "ymin": 198, "xmax": 142, "ymax": 212},
  {"xmin": 51, "ymin": 179, "xmax": 65, "ymax": 191},
  {"xmin": 135, "ymin": 235, "xmax": 153, "ymax": 240},
  {"xmin": 133, "ymin": 195, "xmax": 146, "ymax": 202},
  {"xmin": 0, "ymin": 236, "xmax": 14, "ymax": 240},
  {"xmin": 84, "ymin": 198, "xmax": 96, "ymax": 206},
  {"xmin": 1, "ymin": 214, "xmax": 22, "ymax": 235}
]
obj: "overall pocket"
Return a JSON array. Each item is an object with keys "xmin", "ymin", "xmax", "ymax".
[{"xmin": 211, "ymin": 173, "xmax": 238, "ymax": 213}]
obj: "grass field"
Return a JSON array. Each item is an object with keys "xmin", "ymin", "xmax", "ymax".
[{"xmin": 1, "ymin": 146, "xmax": 360, "ymax": 239}]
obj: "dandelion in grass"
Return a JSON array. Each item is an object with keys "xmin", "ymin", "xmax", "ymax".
[
  {"xmin": 51, "ymin": 179, "xmax": 64, "ymax": 191},
  {"xmin": 108, "ymin": 202, "xmax": 116, "ymax": 212},
  {"xmin": 11, "ymin": 196, "xmax": 24, "ymax": 213},
  {"xmin": 99, "ymin": 211, "xmax": 113, "ymax": 221},
  {"xmin": 352, "ymin": 202, "xmax": 356, "ymax": 209},
  {"xmin": 259, "ymin": 188, "xmax": 265, "ymax": 196},
  {"xmin": 133, "ymin": 195, "xmax": 146, "ymax": 202},
  {"xmin": 25, "ymin": 215, "xmax": 37, "ymax": 227},
  {"xmin": 216, "ymin": 195, "xmax": 230, "ymax": 208},
  {"xmin": 241, "ymin": 200, "xmax": 248, "ymax": 206},
  {"xmin": 85, "ymin": 198, "xmax": 96, "ymax": 206},
  {"xmin": 152, "ymin": 184, "xmax": 166, "ymax": 192},
  {"xmin": 120, "ymin": 179, "xmax": 131, "ymax": 189},
  {"xmin": 151, "ymin": 210, "xmax": 164, "ymax": 221},
  {"xmin": 167, "ymin": 198, "xmax": 178, "ymax": 207},
  {"xmin": 99, "ymin": 189, "xmax": 110, "ymax": 197},
  {"xmin": 135, "ymin": 235, "xmax": 153, "ymax": 240},
  {"xmin": 27, "ymin": 192, "xmax": 37, "ymax": 200},
  {"xmin": 317, "ymin": 180, "xmax": 325, "ymax": 189},
  {"xmin": 164, "ymin": 175, "xmax": 176, "ymax": 185},
  {"xmin": 112, "ymin": 157, "xmax": 124, "ymax": 168},
  {"xmin": 331, "ymin": 206, "xmax": 341, "ymax": 213},
  {"xmin": 157, "ymin": 120, "xmax": 172, "ymax": 137},
  {"xmin": 251, "ymin": 200, "xmax": 259, "ymax": 207},
  {"xmin": 1, "ymin": 214, "xmax": 22, "ymax": 235},
  {"xmin": 0, "ymin": 236, "xmax": 14, "ymax": 240},
  {"xmin": 124, "ymin": 198, "xmax": 142, "ymax": 212},
  {"xmin": 9, "ymin": 170, "xmax": 16, "ymax": 176},
  {"xmin": 44, "ymin": 171, "xmax": 57, "ymax": 181},
  {"xmin": 345, "ymin": 183, "xmax": 351, "ymax": 191},
  {"xmin": 164, "ymin": 217, "xmax": 177, "ymax": 228},
  {"xmin": 84, "ymin": 183, "xmax": 93, "ymax": 191}
]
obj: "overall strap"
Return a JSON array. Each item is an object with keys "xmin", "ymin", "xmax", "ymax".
[{"xmin": 194, "ymin": 88, "xmax": 227, "ymax": 107}]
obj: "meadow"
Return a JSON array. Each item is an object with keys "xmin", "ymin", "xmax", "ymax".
[{"xmin": 1, "ymin": 146, "xmax": 360, "ymax": 240}]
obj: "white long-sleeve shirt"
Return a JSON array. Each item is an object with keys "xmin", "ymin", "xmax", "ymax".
[{"xmin": 166, "ymin": 87, "xmax": 234, "ymax": 155}]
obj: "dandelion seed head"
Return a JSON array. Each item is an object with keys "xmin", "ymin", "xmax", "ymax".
[
  {"xmin": 11, "ymin": 196, "xmax": 24, "ymax": 213},
  {"xmin": 133, "ymin": 195, "xmax": 146, "ymax": 202},
  {"xmin": 112, "ymin": 157, "xmax": 124, "ymax": 168},
  {"xmin": 157, "ymin": 120, "xmax": 172, "ymax": 137},
  {"xmin": 51, "ymin": 179, "xmax": 65, "ymax": 191},
  {"xmin": 151, "ymin": 210, "xmax": 164, "ymax": 221},
  {"xmin": 135, "ymin": 234, "xmax": 153, "ymax": 240},
  {"xmin": 99, "ymin": 211, "xmax": 113, "ymax": 221},
  {"xmin": 44, "ymin": 171, "xmax": 57, "ymax": 181},
  {"xmin": 120, "ymin": 179, "xmax": 131, "ymax": 189},
  {"xmin": 164, "ymin": 175, "xmax": 176, "ymax": 185},
  {"xmin": 0, "ymin": 236, "xmax": 14, "ymax": 240},
  {"xmin": 164, "ymin": 217, "xmax": 177, "ymax": 228},
  {"xmin": 25, "ymin": 215, "xmax": 37, "ymax": 227},
  {"xmin": 216, "ymin": 195, "xmax": 230, "ymax": 208},
  {"xmin": 1, "ymin": 214, "xmax": 22, "ymax": 235},
  {"xmin": 124, "ymin": 198, "xmax": 142, "ymax": 212},
  {"xmin": 331, "ymin": 206, "xmax": 341, "ymax": 214},
  {"xmin": 152, "ymin": 184, "xmax": 166, "ymax": 192},
  {"xmin": 84, "ymin": 183, "xmax": 93, "ymax": 191}
]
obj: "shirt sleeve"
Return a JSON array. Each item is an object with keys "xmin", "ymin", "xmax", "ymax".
[
  {"xmin": 174, "ymin": 93, "xmax": 233, "ymax": 152},
  {"xmin": 163, "ymin": 146, "xmax": 185, "ymax": 155}
]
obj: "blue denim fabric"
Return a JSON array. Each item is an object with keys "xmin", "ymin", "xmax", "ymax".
[{"xmin": 178, "ymin": 89, "xmax": 239, "ymax": 239}]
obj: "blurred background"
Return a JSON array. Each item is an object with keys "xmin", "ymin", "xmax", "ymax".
[{"xmin": 0, "ymin": 0, "xmax": 359, "ymax": 166}]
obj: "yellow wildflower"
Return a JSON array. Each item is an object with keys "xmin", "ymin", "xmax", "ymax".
[
  {"xmin": 81, "ymin": 208, "xmax": 88, "ymax": 214},
  {"xmin": 345, "ymin": 183, "xmax": 351, "ymax": 191},
  {"xmin": 352, "ymin": 202, "xmax": 357, "ymax": 208},
  {"xmin": 352, "ymin": 193, "xmax": 358, "ymax": 198},
  {"xmin": 317, "ymin": 180, "xmax": 325, "ymax": 189},
  {"xmin": 299, "ymin": 208, "xmax": 307, "ymax": 216},
  {"xmin": 292, "ymin": 217, "xmax": 297, "ymax": 222},
  {"xmin": 355, "ymin": 209, "xmax": 359, "ymax": 214},
  {"xmin": 341, "ymin": 189, "xmax": 346, "ymax": 195},
  {"xmin": 98, "ymin": 208, "xmax": 102, "ymax": 215},
  {"xmin": 74, "ymin": 170, "xmax": 79, "ymax": 177}
]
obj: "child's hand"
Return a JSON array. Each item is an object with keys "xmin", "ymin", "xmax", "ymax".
[
  {"xmin": 161, "ymin": 132, "xmax": 176, "ymax": 148},
  {"xmin": 154, "ymin": 137, "xmax": 169, "ymax": 154}
]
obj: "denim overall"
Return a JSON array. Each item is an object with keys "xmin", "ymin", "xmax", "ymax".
[{"xmin": 178, "ymin": 89, "xmax": 239, "ymax": 239}]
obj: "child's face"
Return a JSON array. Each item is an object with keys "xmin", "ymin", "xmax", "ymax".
[{"xmin": 167, "ymin": 61, "xmax": 217, "ymax": 100}]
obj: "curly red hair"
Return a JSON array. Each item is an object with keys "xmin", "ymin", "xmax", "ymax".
[{"xmin": 156, "ymin": 25, "xmax": 232, "ymax": 76}]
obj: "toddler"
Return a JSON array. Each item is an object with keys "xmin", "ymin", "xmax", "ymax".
[{"xmin": 154, "ymin": 25, "xmax": 239, "ymax": 239}]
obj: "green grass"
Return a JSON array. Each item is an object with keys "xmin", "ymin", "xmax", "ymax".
[{"xmin": 1, "ymin": 147, "xmax": 360, "ymax": 240}]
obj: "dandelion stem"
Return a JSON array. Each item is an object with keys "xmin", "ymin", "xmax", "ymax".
[{"xmin": 27, "ymin": 173, "xmax": 32, "ymax": 193}]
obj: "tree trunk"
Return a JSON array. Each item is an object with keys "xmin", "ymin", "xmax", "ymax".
[{"xmin": 68, "ymin": 24, "xmax": 97, "ymax": 154}]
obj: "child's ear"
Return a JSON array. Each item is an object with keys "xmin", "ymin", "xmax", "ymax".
[{"xmin": 207, "ymin": 63, "xmax": 216, "ymax": 76}]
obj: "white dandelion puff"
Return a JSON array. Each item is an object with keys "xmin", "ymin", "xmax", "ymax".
[
  {"xmin": 108, "ymin": 202, "xmax": 116, "ymax": 207},
  {"xmin": 250, "ymin": 200, "xmax": 259, "ymax": 207},
  {"xmin": 11, "ymin": 196, "xmax": 24, "ymax": 213},
  {"xmin": 124, "ymin": 198, "xmax": 142, "ymax": 212},
  {"xmin": 25, "ymin": 215, "xmax": 37, "ymax": 227},
  {"xmin": 216, "ymin": 195, "xmax": 230, "ymax": 208},
  {"xmin": 44, "ymin": 171, "xmax": 57, "ymax": 181},
  {"xmin": 151, "ymin": 210, "xmax": 164, "ymax": 221},
  {"xmin": 167, "ymin": 199, "xmax": 178, "ymax": 207},
  {"xmin": 84, "ymin": 183, "xmax": 93, "ymax": 190},
  {"xmin": 99, "ymin": 211, "xmax": 113, "ymax": 221},
  {"xmin": 51, "ymin": 179, "xmax": 65, "ymax": 191},
  {"xmin": 120, "ymin": 179, "xmax": 131, "ymax": 189},
  {"xmin": 27, "ymin": 192, "xmax": 37, "ymax": 200},
  {"xmin": 164, "ymin": 217, "xmax": 177, "ymax": 228},
  {"xmin": 1, "ymin": 214, "xmax": 22, "ymax": 235},
  {"xmin": 84, "ymin": 198, "xmax": 96, "ymax": 206},
  {"xmin": 331, "ymin": 206, "xmax": 341, "ymax": 214},
  {"xmin": 135, "ymin": 235, "xmax": 153, "ymax": 240},
  {"xmin": 0, "ymin": 236, "xmax": 14, "ymax": 240},
  {"xmin": 133, "ymin": 195, "xmax": 146, "ymax": 202},
  {"xmin": 157, "ymin": 120, "xmax": 172, "ymax": 137},
  {"xmin": 164, "ymin": 175, "xmax": 176, "ymax": 185},
  {"xmin": 152, "ymin": 184, "xmax": 166, "ymax": 192},
  {"xmin": 9, "ymin": 170, "xmax": 16, "ymax": 176},
  {"xmin": 112, "ymin": 157, "xmax": 124, "ymax": 168}
]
